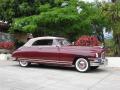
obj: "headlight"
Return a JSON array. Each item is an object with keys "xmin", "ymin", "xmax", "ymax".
[{"xmin": 96, "ymin": 53, "xmax": 99, "ymax": 58}]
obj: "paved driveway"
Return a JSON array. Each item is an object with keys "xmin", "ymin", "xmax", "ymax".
[{"xmin": 0, "ymin": 60, "xmax": 120, "ymax": 90}]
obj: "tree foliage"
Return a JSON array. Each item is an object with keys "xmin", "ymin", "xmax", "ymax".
[
  {"xmin": 102, "ymin": 1, "xmax": 120, "ymax": 56},
  {"xmin": 1, "ymin": 0, "xmax": 120, "ymax": 55},
  {"xmin": 6, "ymin": 0, "xmax": 107, "ymax": 41}
]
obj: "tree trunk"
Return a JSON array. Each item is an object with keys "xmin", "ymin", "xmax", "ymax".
[
  {"xmin": 111, "ymin": 0, "xmax": 116, "ymax": 3},
  {"xmin": 114, "ymin": 34, "xmax": 120, "ymax": 56}
]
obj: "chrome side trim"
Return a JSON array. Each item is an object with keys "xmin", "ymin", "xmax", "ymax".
[{"xmin": 18, "ymin": 58, "xmax": 72, "ymax": 65}]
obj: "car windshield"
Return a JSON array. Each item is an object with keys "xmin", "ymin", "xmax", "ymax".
[{"xmin": 57, "ymin": 39, "xmax": 71, "ymax": 46}]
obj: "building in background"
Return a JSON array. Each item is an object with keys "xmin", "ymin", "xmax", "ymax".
[{"xmin": 103, "ymin": 28, "xmax": 113, "ymax": 39}]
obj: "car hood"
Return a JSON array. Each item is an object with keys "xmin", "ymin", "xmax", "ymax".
[
  {"xmin": 67, "ymin": 46, "xmax": 104, "ymax": 52},
  {"xmin": 61, "ymin": 46, "xmax": 104, "ymax": 57}
]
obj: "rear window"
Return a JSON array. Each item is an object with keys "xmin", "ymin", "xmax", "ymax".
[{"xmin": 32, "ymin": 39, "xmax": 53, "ymax": 46}]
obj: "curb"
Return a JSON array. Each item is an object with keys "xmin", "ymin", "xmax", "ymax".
[
  {"xmin": 107, "ymin": 57, "xmax": 120, "ymax": 67},
  {"xmin": 0, "ymin": 54, "xmax": 12, "ymax": 61}
]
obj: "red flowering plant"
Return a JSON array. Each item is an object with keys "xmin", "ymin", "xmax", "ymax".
[
  {"xmin": 0, "ymin": 41, "xmax": 14, "ymax": 49},
  {"xmin": 0, "ymin": 33, "xmax": 15, "ymax": 50},
  {"xmin": 0, "ymin": 42, "xmax": 4, "ymax": 48},
  {"xmin": 75, "ymin": 36, "xmax": 101, "ymax": 46}
]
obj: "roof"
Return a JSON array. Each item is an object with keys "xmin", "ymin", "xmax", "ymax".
[
  {"xmin": 24, "ymin": 36, "xmax": 65, "ymax": 47},
  {"xmin": 31, "ymin": 36, "xmax": 64, "ymax": 40}
]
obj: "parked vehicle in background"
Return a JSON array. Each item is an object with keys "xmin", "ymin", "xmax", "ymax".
[{"xmin": 12, "ymin": 36, "xmax": 108, "ymax": 72}]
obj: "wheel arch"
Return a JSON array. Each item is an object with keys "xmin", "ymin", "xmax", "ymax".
[{"xmin": 72, "ymin": 56, "xmax": 88, "ymax": 65}]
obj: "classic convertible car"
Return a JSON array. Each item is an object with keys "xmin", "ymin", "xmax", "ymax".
[{"xmin": 12, "ymin": 36, "xmax": 108, "ymax": 72}]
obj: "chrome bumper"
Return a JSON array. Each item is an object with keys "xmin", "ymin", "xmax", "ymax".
[{"xmin": 90, "ymin": 58, "xmax": 108, "ymax": 66}]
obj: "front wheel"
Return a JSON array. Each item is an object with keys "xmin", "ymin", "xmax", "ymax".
[
  {"xmin": 19, "ymin": 60, "xmax": 30, "ymax": 67},
  {"xmin": 75, "ymin": 58, "xmax": 90, "ymax": 72}
]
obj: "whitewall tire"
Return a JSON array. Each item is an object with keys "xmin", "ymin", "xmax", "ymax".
[
  {"xmin": 19, "ymin": 61, "xmax": 30, "ymax": 67},
  {"xmin": 75, "ymin": 58, "xmax": 90, "ymax": 72}
]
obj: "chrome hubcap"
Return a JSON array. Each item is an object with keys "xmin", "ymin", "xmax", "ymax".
[
  {"xmin": 20, "ymin": 61, "xmax": 28, "ymax": 66},
  {"xmin": 78, "ymin": 60, "xmax": 86, "ymax": 69},
  {"xmin": 75, "ymin": 58, "xmax": 89, "ymax": 72}
]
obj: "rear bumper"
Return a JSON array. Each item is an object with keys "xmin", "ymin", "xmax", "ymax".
[
  {"xmin": 11, "ymin": 56, "xmax": 17, "ymax": 61},
  {"xmin": 90, "ymin": 58, "xmax": 108, "ymax": 66}
]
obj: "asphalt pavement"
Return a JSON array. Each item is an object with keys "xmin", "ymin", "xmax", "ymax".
[{"xmin": 0, "ymin": 59, "xmax": 120, "ymax": 90}]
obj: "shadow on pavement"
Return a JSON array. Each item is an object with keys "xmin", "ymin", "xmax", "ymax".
[
  {"xmin": 12, "ymin": 63, "xmax": 108, "ymax": 73},
  {"xmin": 89, "ymin": 68, "xmax": 108, "ymax": 73},
  {"xmin": 29, "ymin": 64, "xmax": 76, "ymax": 72}
]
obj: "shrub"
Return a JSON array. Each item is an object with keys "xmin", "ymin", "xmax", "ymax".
[
  {"xmin": 0, "ymin": 41, "xmax": 14, "ymax": 49},
  {"xmin": 75, "ymin": 35, "xmax": 101, "ymax": 46}
]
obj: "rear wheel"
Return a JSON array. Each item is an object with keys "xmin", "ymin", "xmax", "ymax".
[
  {"xmin": 75, "ymin": 58, "xmax": 90, "ymax": 72},
  {"xmin": 19, "ymin": 60, "xmax": 30, "ymax": 67}
]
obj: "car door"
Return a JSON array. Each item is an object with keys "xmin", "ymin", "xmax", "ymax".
[
  {"xmin": 31, "ymin": 39, "xmax": 59, "ymax": 63},
  {"xmin": 55, "ymin": 39, "xmax": 74, "ymax": 65}
]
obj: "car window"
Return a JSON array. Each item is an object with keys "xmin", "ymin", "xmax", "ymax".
[
  {"xmin": 57, "ymin": 39, "xmax": 71, "ymax": 46},
  {"xmin": 32, "ymin": 39, "xmax": 53, "ymax": 46}
]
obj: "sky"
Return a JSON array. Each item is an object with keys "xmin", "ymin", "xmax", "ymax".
[{"xmin": 80, "ymin": 0, "xmax": 111, "ymax": 3}]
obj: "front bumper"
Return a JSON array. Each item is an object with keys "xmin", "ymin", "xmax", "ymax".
[{"xmin": 90, "ymin": 58, "xmax": 108, "ymax": 66}]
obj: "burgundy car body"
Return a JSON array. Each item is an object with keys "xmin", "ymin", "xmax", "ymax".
[{"xmin": 12, "ymin": 36, "xmax": 108, "ymax": 72}]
